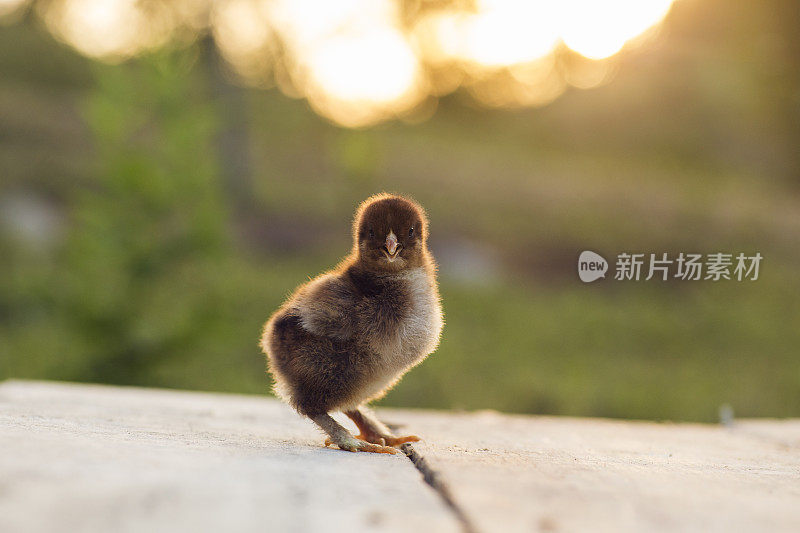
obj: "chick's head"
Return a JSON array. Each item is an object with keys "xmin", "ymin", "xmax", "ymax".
[{"xmin": 353, "ymin": 194, "xmax": 429, "ymax": 272}]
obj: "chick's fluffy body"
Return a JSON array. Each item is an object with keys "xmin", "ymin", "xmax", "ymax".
[{"xmin": 261, "ymin": 194, "xmax": 443, "ymax": 417}]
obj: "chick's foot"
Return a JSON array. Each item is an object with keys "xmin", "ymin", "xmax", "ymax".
[{"xmin": 324, "ymin": 435, "xmax": 398, "ymax": 454}]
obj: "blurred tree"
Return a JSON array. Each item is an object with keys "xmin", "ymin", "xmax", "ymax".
[
  {"xmin": 204, "ymin": 37, "xmax": 256, "ymax": 214},
  {"xmin": 57, "ymin": 47, "xmax": 231, "ymax": 383}
]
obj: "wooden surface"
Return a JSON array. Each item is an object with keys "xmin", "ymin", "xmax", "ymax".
[{"xmin": 1, "ymin": 380, "xmax": 798, "ymax": 533}]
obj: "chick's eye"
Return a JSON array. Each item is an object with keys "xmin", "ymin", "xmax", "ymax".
[
  {"xmin": 368, "ymin": 228, "xmax": 374, "ymax": 238},
  {"xmin": 408, "ymin": 227, "xmax": 414, "ymax": 237}
]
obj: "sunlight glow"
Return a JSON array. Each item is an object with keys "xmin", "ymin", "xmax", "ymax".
[
  {"xmin": 268, "ymin": 0, "xmax": 425, "ymax": 127},
  {"xmin": 461, "ymin": 0, "xmax": 561, "ymax": 68},
  {"xmin": 414, "ymin": 0, "xmax": 675, "ymax": 66},
  {"xmin": 303, "ymin": 30, "xmax": 423, "ymax": 127},
  {"xmin": 38, "ymin": 0, "xmax": 204, "ymax": 61},
  {"xmin": 408, "ymin": 0, "xmax": 674, "ymax": 109},
  {"xmin": 211, "ymin": 0, "xmax": 275, "ymax": 85},
  {"xmin": 561, "ymin": 0, "xmax": 674, "ymax": 60},
  {"xmin": 0, "ymin": 0, "xmax": 28, "ymax": 20},
  {"xmin": 40, "ymin": 0, "xmax": 155, "ymax": 59},
  {"xmin": 38, "ymin": 0, "xmax": 172, "ymax": 60},
  {"xmin": 26, "ymin": 0, "xmax": 677, "ymax": 125},
  {"xmin": 306, "ymin": 31, "xmax": 419, "ymax": 104}
]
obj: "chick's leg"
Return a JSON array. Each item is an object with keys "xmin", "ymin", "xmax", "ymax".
[
  {"xmin": 344, "ymin": 407, "xmax": 420, "ymax": 447},
  {"xmin": 311, "ymin": 413, "xmax": 397, "ymax": 454}
]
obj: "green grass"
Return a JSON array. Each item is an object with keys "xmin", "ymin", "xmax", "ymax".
[
  {"xmin": 386, "ymin": 275, "xmax": 800, "ymax": 421},
  {"xmin": 4, "ymin": 244, "xmax": 798, "ymax": 423}
]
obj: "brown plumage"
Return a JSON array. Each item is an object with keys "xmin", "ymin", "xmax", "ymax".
[{"xmin": 260, "ymin": 193, "xmax": 444, "ymax": 454}]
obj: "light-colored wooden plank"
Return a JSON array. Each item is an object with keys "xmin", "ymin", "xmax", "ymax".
[
  {"xmin": 394, "ymin": 409, "xmax": 800, "ymax": 533},
  {"xmin": 0, "ymin": 380, "xmax": 460, "ymax": 533}
]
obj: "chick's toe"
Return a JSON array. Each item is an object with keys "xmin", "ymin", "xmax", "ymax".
[
  {"xmin": 355, "ymin": 433, "xmax": 420, "ymax": 447},
  {"xmin": 324, "ymin": 435, "xmax": 398, "ymax": 454}
]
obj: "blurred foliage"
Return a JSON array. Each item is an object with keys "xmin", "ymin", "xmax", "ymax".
[
  {"xmin": 1, "ymin": 2, "xmax": 800, "ymax": 422},
  {"xmin": 3, "ymin": 49, "xmax": 239, "ymax": 384}
]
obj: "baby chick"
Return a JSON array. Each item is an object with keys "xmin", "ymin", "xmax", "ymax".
[{"xmin": 261, "ymin": 194, "xmax": 443, "ymax": 454}]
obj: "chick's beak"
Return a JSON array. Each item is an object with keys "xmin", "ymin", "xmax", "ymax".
[{"xmin": 385, "ymin": 231, "xmax": 398, "ymax": 256}]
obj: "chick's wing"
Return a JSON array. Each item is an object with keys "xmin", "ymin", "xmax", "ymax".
[{"xmin": 293, "ymin": 273, "xmax": 359, "ymax": 340}]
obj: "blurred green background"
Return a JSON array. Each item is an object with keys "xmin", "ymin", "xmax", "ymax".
[{"xmin": 1, "ymin": 0, "xmax": 799, "ymax": 422}]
